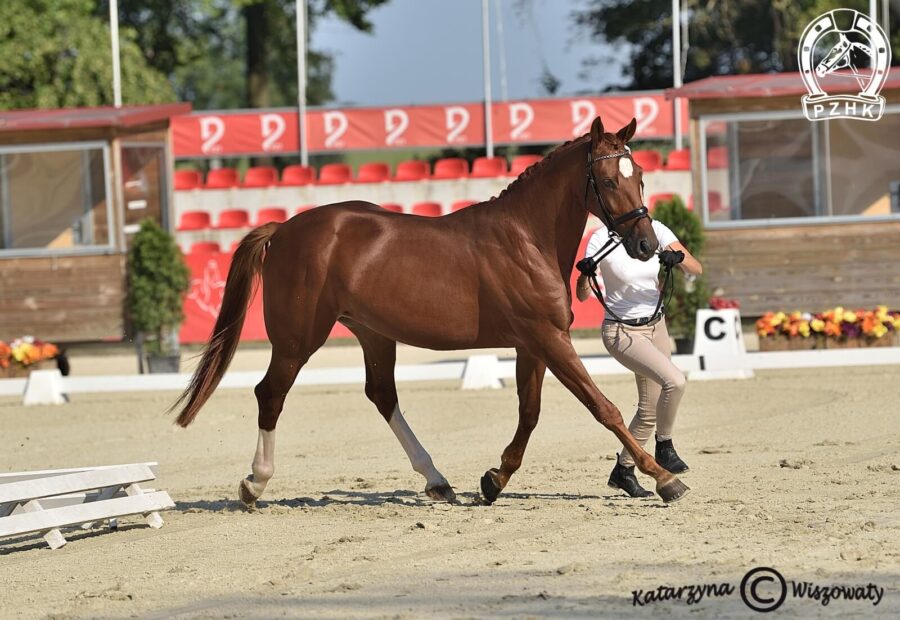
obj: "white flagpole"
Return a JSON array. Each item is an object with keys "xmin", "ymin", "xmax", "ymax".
[
  {"xmin": 672, "ymin": 0, "xmax": 683, "ymax": 150},
  {"xmin": 296, "ymin": 0, "xmax": 309, "ymax": 166},
  {"xmin": 481, "ymin": 0, "xmax": 494, "ymax": 158},
  {"xmin": 110, "ymin": 0, "xmax": 122, "ymax": 107}
]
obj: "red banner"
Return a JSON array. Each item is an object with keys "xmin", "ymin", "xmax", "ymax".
[
  {"xmin": 180, "ymin": 249, "xmax": 604, "ymax": 344},
  {"xmin": 173, "ymin": 93, "xmax": 682, "ymax": 158}
]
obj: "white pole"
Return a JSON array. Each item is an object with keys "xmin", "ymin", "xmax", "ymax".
[
  {"xmin": 296, "ymin": 0, "xmax": 309, "ymax": 167},
  {"xmin": 481, "ymin": 0, "xmax": 494, "ymax": 158},
  {"xmin": 109, "ymin": 0, "xmax": 122, "ymax": 107},
  {"xmin": 870, "ymin": 0, "xmax": 878, "ymax": 28},
  {"xmin": 672, "ymin": 0, "xmax": 683, "ymax": 150},
  {"xmin": 883, "ymin": 0, "xmax": 890, "ymax": 38},
  {"xmin": 494, "ymin": 0, "xmax": 509, "ymax": 101}
]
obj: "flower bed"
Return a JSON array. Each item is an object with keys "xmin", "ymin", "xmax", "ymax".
[
  {"xmin": 0, "ymin": 337, "xmax": 59, "ymax": 378},
  {"xmin": 756, "ymin": 307, "xmax": 900, "ymax": 351}
]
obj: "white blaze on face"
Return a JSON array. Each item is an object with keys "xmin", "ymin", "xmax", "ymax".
[{"xmin": 619, "ymin": 157, "xmax": 634, "ymax": 179}]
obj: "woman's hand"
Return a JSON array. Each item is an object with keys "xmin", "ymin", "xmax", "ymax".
[
  {"xmin": 667, "ymin": 241, "xmax": 703, "ymax": 276},
  {"xmin": 576, "ymin": 274, "xmax": 591, "ymax": 302}
]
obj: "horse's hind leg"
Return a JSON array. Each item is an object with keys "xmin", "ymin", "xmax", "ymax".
[
  {"xmin": 239, "ymin": 313, "xmax": 335, "ymax": 508},
  {"xmin": 481, "ymin": 350, "xmax": 545, "ymax": 504},
  {"xmin": 346, "ymin": 322, "xmax": 455, "ymax": 502}
]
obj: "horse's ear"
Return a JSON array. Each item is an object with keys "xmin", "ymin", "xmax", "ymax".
[
  {"xmin": 616, "ymin": 118, "xmax": 638, "ymax": 144},
  {"xmin": 590, "ymin": 116, "xmax": 605, "ymax": 146}
]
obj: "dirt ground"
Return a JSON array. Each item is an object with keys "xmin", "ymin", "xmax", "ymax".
[{"xmin": 1, "ymin": 355, "xmax": 899, "ymax": 619}]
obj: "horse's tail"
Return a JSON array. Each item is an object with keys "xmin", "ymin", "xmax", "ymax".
[{"xmin": 172, "ymin": 222, "xmax": 280, "ymax": 427}]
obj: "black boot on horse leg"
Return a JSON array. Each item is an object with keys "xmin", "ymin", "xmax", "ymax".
[
  {"xmin": 348, "ymin": 323, "xmax": 455, "ymax": 502},
  {"xmin": 482, "ymin": 352, "xmax": 545, "ymax": 505}
]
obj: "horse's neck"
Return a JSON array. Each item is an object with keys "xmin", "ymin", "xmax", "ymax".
[{"xmin": 495, "ymin": 142, "xmax": 589, "ymax": 277}]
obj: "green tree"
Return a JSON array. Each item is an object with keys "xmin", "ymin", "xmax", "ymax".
[
  {"xmin": 0, "ymin": 0, "xmax": 175, "ymax": 109},
  {"xmin": 107, "ymin": 0, "xmax": 389, "ymax": 110},
  {"xmin": 126, "ymin": 219, "xmax": 190, "ymax": 355},
  {"xmin": 573, "ymin": 0, "xmax": 900, "ymax": 90}
]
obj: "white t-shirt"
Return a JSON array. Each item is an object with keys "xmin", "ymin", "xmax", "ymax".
[{"xmin": 583, "ymin": 220, "xmax": 679, "ymax": 321}]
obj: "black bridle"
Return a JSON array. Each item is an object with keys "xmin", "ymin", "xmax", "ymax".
[{"xmin": 578, "ymin": 147, "xmax": 674, "ymax": 327}]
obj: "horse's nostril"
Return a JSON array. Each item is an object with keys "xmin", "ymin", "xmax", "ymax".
[{"xmin": 639, "ymin": 239, "xmax": 651, "ymax": 256}]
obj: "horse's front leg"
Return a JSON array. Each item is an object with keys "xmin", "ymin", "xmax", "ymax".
[
  {"xmin": 521, "ymin": 324, "xmax": 689, "ymax": 503},
  {"xmin": 480, "ymin": 349, "xmax": 546, "ymax": 504}
]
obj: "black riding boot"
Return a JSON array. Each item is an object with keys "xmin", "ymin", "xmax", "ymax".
[
  {"xmin": 655, "ymin": 436, "xmax": 689, "ymax": 473},
  {"xmin": 607, "ymin": 456, "xmax": 654, "ymax": 498}
]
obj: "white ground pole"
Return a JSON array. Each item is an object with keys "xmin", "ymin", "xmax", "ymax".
[
  {"xmin": 481, "ymin": 0, "xmax": 495, "ymax": 158},
  {"xmin": 296, "ymin": 0, "xmax": 309, "ymax": 167},
  {"xmin": 109, "ymin": 0, "xmax": 122, "ymax": 108},
  {"xmin": 672, "ymin": 0, "xmax": 683, "ymax": 150},
  {"xmin": 494, "ymin": 0, "xmax": 509, "ymax": 102}
]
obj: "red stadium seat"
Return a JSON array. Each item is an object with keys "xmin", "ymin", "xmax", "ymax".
[
  {"xmin": 174, "ymin": 169, "xmax": 202, "ymax": 190},
  {"xmin": 689, "ymin": 191, "xmax": 725, "ymax": 213},
  {"xmin": 630, "ymin": 150, "xmax": 663, "ymax": 172},
  {"xmin": 432, "ymin": 158, "xmax": 469, "ymax": 179},
  {"xmin": 242, "ymin": 166, "xmax": 278, "ymax": 187},
  {"xmin": 205, "ymin": 167, "xmax": 238, "ymax": 189},
  {"xmin": 296, "ymin": 205, "xmax": 316, "ymax": 215},
  {"xmin": 470, "ymin": 157, "xmax": 508, "ymax": 178},
  {"xmin": 356, "ymin": 162, "xmax": 390, "ymax": 183},
  {"xmin": 411, "ymin": 201, "xmax": 443, "ymax": 217},
  {"xmin": 451, "ymin": 200, "xmax": 477, "ymax": 212},
  {"xmin": 380, "ymin": 203, "xmax": 404, "ymax": 213},
  {"xmin": 281, "ymin": 165, "xmax": 315, "ymax": 186},
  {"xmin": 189, "ymin": 241, "xmax": 221, "ymax": 254},
  {"xmin": 177, "ymin": 211, "xmax": 211, "ymax": 231},
  {"xmin": 664, "ymin": 149, "xmax": 691, "ymax": 171},
  {"xmin": 317, "ymin": 163, "xmax": 352, "ymax": 185},
  {"xmin": 393, "ymin": 160, "xmax": 429, "ymax": 181},
  {"xmin": 255, "ymin": 207, "xmax": 288, "ymax": 225},
  {"xmin": 509, "ymin": 154, "xmax": 542, "ymax": 176},
  {"xmin": 707, "ymin": 146, "xmax": 729, "ymax": 169},
  {"xmin": 648, "ymin": 193, "xmax": 677, "ymax": 212},
  {"xmin": 215, "ymin": 209, "xmax": 250, "ymax": 229},
  {"xmin": 230, "ymin": 241, "xmax": 241, "ymax": 253}
]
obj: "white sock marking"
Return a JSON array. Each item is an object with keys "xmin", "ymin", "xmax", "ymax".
[
  {"xmin": 388, "ymin": 406, "xmax": 447, "ymax": 488},
  {"xmin": 619, "ymin": 157, "xmax": 634, "ymax": 178},
  {"xmin": 247, "ymin": 428, "xmax": 275, "ymax": 497}
]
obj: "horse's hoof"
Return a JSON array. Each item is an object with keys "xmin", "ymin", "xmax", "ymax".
[
  {"xmin": 480, "ymin": 469, "xmax": 503, "ymax": 505},
  {"xmin": 657, "ymin": 476, "xmax": 690, "ymax": 503},
  {"xmin": 238, "ymin": 477, "xmax": 259, "ymax": 508},
  {"xmin": 425, "ymin": 482, "xmax": 457, "ymax": 503}
]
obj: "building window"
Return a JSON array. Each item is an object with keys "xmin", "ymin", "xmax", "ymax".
[
  {"xmin": 0, "ymin": 143, "xmax": 113, "ymax": 255},
  {"xmin": 700, "ymin": 110, "xmax": 900, "ymax": 226}
]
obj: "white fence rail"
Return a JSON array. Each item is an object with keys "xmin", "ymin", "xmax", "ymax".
[{"xmin": 0, "ymin": 463, "xmax": 174, "ymax": 549}]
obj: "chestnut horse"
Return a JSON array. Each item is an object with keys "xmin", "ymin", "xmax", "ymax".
[{"xmin": 173, "ymin": 116, "xmax": 690, "ymax": 506}]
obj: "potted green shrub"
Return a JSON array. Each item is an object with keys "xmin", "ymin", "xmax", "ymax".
[
  {"xmin": 126, "ymin": 219, "xmax": 191, "ymax": 373},
  {"xmin": 652, "ymin": 196, "xmax": 710, "ymax": 354}
]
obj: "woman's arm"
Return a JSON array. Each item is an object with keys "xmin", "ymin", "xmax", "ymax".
[
  {"xmin": 576, "ymin": 274, "xmax": 591, "ymax": 302},
  {"xmin": 667, "ymin": 241, "xmax": 703, "ymax": 276}
]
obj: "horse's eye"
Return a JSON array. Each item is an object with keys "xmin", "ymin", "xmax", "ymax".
[{"xmin": 602, "ymin": 178, "xmax": 616, "ymax": 189}]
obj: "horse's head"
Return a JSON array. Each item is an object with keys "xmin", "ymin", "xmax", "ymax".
[
  {"xmin": 816, "ymin": 34, "xmax": 852, "ymax": 78},
  {"xmin": 587, "ymin": 116, "xmax": 658, "ymax": 261}
]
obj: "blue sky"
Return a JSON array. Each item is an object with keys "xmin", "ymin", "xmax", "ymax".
[{"xmin": 312, "ymin": 0, "xmax": 625, "ymax": 107}]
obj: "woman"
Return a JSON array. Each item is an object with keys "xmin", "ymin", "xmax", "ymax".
[{"xmin": 576, "ymin": 221, "xmax": 703, "ymax": 498}]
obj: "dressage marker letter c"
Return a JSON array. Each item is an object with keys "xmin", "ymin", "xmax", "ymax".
[{"xmin": 704, "ymin": 316, "xmax": 727, "ymax": 341}]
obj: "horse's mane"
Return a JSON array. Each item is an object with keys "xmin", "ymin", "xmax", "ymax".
[{"xmin": 494, "ymin": 134, "xmax": 591, "ymax": 201}]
